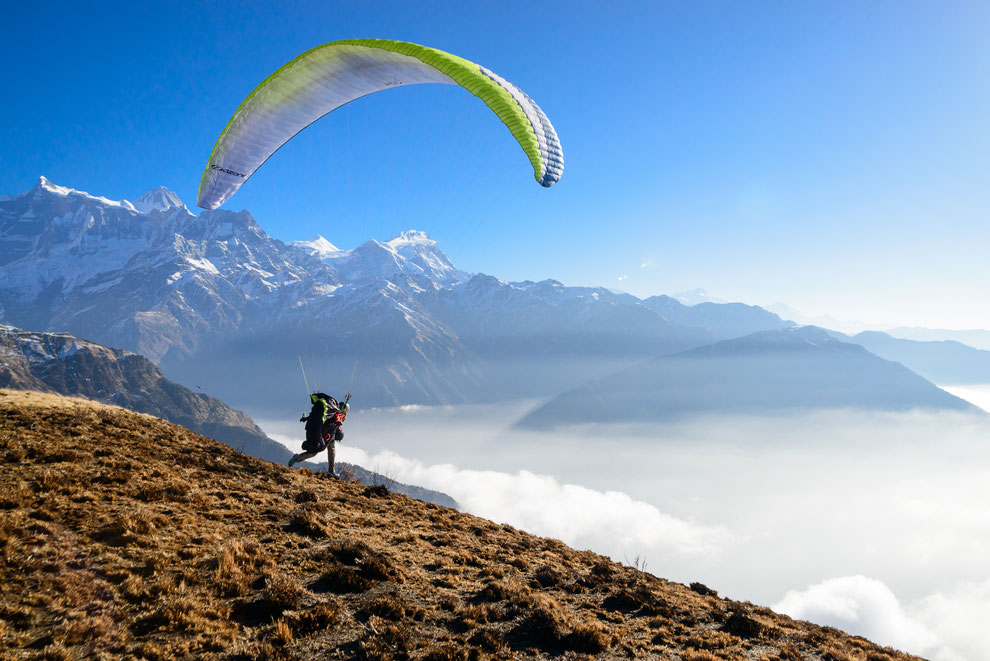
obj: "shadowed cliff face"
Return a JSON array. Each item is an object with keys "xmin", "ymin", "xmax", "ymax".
[
  {"xmin": 0, "ymin": 324, "xmax": 284, "ymax": 463},
  {"xmin": 0, "ymin": 389, "xmax": 921, "ymax": 660}
]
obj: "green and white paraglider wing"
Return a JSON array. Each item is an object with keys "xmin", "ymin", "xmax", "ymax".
[{"xmin": 196, "ymin": 39, "xmax": 564, "ymax": 210}]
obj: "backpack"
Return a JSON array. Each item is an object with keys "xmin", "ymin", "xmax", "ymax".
[{"xmin": 306, "ymin": 393, "xmax": 340, "ymax": 427}]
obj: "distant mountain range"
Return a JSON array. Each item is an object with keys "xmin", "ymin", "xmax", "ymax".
[
  {"xmin": 0, "ymin": 324, "xmax": 456, "ymax": 507},
  {"xmin": 2, "ymin": 177, "xmax": 987, "ymax": 422},
  {"xmin": 884, "ymin": 327, "xmax": 990, "ymax": 352},
  {"xmin": 835, "ymin": 330, "xmax": 990, "ymax": 385},
  {"xmin": 517, "ymin": 327, "xmax": 980, "ymax": 429},
  {"xmin": 0, "ymin": 177, "xmax": 794, "ymax": 414}
]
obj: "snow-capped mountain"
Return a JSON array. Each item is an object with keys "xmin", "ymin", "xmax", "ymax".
[
  {"xmin": 292, "ymin": 230, "xmax": 467, "ymax": 287},
  {"xmin": 0, "ymin": 177, "xmax": 795, "ymax": 413},
  {"xmin": 133, "ymin": 186, "xmax": 186, "ymax": 214}
]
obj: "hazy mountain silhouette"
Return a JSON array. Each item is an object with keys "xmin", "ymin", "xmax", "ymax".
[
  {"xmin": 518, "ymin": 327, "xmax": 980, "ymax": 429},
  {"xmin": 839, "ymin": 330, "xmax": 990, "ymax": 385}
]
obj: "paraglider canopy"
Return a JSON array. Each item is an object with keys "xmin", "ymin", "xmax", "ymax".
[{"xmin": 197, "ymin": 38, "xmax": 564, "ymax": 210}]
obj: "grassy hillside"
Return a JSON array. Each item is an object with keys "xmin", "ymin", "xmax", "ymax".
[{"xmin": 0, "ymin": 389, "xmax": 921, "ymax": 660}]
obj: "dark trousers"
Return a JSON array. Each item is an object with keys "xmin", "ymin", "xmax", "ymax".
[
  {"xmin": 298, "ymin": 423, "xmax": 339, "ymax": 474},
  {"xmin": 293, "ymin": 441, "xmax": 336, "ymax": 474}
]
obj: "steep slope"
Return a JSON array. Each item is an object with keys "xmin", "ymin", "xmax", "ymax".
[
  {"xmin": 0, "ymin": 390, "xmax": 920, "ymax": 660},
  {"xmin": 519, "ymin": 326, "xmax": 980, "ymax": 428},
  {"xmin": 0, "ymin": 325, "xmax": 456, "ymax": 507}
]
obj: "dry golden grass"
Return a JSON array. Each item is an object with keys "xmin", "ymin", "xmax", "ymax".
[{"xmin": 0, "ymin": 388, "xmax": 925, "ymax": 659}]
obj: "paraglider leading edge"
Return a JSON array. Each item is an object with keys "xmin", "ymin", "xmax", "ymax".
[{"xmin": 196, "ymin": 38, "xmax": 564, "ymax": 210}]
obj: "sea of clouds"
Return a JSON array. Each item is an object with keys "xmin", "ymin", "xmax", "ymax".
[{"xmin": 258, "ymin": 396, "xmax": 990, "ymax": 660}]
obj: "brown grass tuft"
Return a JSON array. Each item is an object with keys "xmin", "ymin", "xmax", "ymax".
[
  {"xmin": 261, "ymin": 572, "xmax": 308, "ymax": 614},
  {"xmin": 563, "ymin": 621, "xmax": 610, "ymax": 653},
  {"xmin": 282, "ymin": 600, "xmax": 341, "ymax": 637},
  {"xmin": 318, "ymin": 565, "xmax": 374, "ymax": 593},
  {"xmin": 467, "ymin": 628, "xmax": 505, "ymax": 653},
  {"xmin": 361, "ymin": 592, "xmax": 408, "ymax": 621},
  {"xmin": 271, "ymin": 617, "xmax": 293, "ymax": 646},
  {"xmin": 211, "ymin": 538, "xmax": 268, "ymax": 597},
  {"xmin": 287, "ymin": 503, "xmax": 331, "ymax": 538},
  {"xmin": 474, "ymin": 580, "xmax": 516, "ymax": 603},
  {"xmin": 294, "ymin": 488, "xmax": 318, "ymax": 504},
  {"xmin": 419, "ymin": 645, "xmax": 468, "ymax": 661},
  {"xmin": 531, "ymin": 563, "xmax": 565, "ymax": 588},
  {"xmin": 358, "ymin": 617, "xmax": 413, "ymax": 660},
  {"xmin": 363, "ymin": 484, "xmax": 390, "ymax": 498},
  {"xmin": 507, "ymin": 594, "xmax": 566, "ymax": 651},
  {"xmin": 721, "ymin": 609, "xmax": 774, "ymax": 640},
  {"xmin": 38, "ymin": 643, "xmax": 76, "ymax": 661},
  {"xmin": 323, "ymin": 538, "xmax": 398, "ymax": 581},
  {"xmin": 690, "ymin": 581, "xmax": 718, "ymax": 597}
]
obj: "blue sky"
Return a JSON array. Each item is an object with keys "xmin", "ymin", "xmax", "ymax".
[{"xmin": 3, "ymin": 1, "xmax": 988, "ymax": 328}]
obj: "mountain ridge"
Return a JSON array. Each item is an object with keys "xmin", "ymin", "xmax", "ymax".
[
  {"xmin": 0, "ymin": 177, "xmax": 794, "ymax": 413},
  {"xmin": 518, "ymin": 326, "xmax": 980, "ymax": 429}
]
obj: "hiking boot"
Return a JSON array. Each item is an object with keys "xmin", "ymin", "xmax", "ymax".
[{"xmin": 288, "ymin": 454, "xmax": 300, "ymax": 467}]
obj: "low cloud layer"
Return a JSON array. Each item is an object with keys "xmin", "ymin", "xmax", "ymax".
[
  {"xmin": 338, "ymin": 447, "xmax": 733, "ymax": 559},
  {"xmin": 774, "ymin": 575, "xmax": 990, "ymax": 661},
  {"xmin": 940, "ymin": 384, "xmax": 990, "ymax": 413}
]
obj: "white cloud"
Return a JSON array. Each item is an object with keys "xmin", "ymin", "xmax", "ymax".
[
  {"xmin": 915, "ymin": 580, "xmax": 990, "ymax": 661},
  {"xmin": 774, "ymin": 576, "xmax": 938, "ymax": 654},
  {"xmin": 772, "ymin": 575, "xmax": 990, "ymax": 661},
  {"xmin": 338, "ymin": 446, "xmax": 734, "ymax": 560},
  {"xmin": 938, "ymin": 385, "xmax": 990, "ymax": 413}
]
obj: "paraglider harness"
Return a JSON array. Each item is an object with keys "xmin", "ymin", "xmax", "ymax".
[{"xmin": 300, "ymin": 392, "xmax": 348, "ymax": 453}]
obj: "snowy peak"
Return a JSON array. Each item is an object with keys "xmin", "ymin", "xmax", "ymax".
[
  {"xmin": 290, "ymin": 234, "xmax": 341, "ymax": 258},
  {"xmin": 293, "ymin": 229, "xmax": 466, "ymax": 286},
  {"xmin": 32, "ymin": 176, "xmax": 137, "ymax": 211},
  {"xmin": 386, "ymin": 230, "xmax": 434, "ymax": 247},
  {"xmin": 37, "ymin": 176, "xmax": 67, "ymax": 195},
  {"xmin": 133, "ymin": 186, "xmax": 185, "ymax": 214},
  {"xmin": 382, "ymin": 230, "xmax": 462, "ymax": 284}
]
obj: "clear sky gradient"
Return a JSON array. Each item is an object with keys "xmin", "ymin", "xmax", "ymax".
[{"xmin": 3, "ymin": 1, "xmax": 988, "ymax": 329}]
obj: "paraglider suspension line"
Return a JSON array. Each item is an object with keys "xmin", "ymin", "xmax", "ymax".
[{"xmin": 298, "ymin": 354, "xmax": 311, "ymax": 394}]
